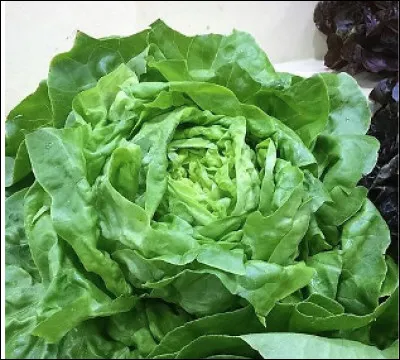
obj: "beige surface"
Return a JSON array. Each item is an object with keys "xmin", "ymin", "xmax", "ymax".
[{"xmin": 5, "ymin": 1, "xmax": 326, "ymax": 113}]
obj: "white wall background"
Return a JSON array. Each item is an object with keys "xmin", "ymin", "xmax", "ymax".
[{"xmin": 5, "ymin": 1, "xmax": 326, "ymax": 113}]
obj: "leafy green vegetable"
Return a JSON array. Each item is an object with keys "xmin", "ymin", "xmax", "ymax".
[{"xmin": 5, "ymin": 20, "xmax": 398, "ymax": 359}]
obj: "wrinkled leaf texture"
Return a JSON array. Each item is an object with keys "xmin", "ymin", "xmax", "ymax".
[{"xmin": 5, "ymin": 20, "xmax": 398, "ymax": 359}]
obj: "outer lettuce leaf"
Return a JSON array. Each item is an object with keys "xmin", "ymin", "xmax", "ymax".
[
  {"xmin": 5, "ymin": 82, "xmax": 53, "ymax": 187},
  {"xmin": 154, "ymin": 332, "xmax": 398, "ymax": 359},
  {"xmin": 248, "ymin": 75, "xmax": 329, "ymax": 147},
  {"xmin": 149, "ymin": 307, "xmax": 264, "ymax": 358},
  {"xmin": 313, "ymin": 135, "xmax": 379, "ymax": 191},
  {"xmin": 370, "ymin": 288, "xmax": 399, "ymax": 349},
  {"xmin": 381, "ymin": 256, "xmax": 399, "ymax": 297},
  {"xmin": 5, "ymin": 187, "xmax": 131, "ymax": 358},
  {"xmin": 146, "ymin": 262, "xmax": 314, "ymax": 317},
  {"xmin": 6, "ymin": 265, "xmax": 57, "ymax": 359},
  {"xmin": 147, "ymin": 19, "xmax": 278, "ymax": 101},
  {"xmin": 241, "ymin": 333, "xmax": 397, "ymax": 359},
  {"xmin": 307, "ymin": 250, "xmax": 343, "ymax": 299},
  {"xmin": 56, "ymin": 320, "xmax": 130, "ymax": 359},
  {"xmin": 6, "ymin": 81, "xmax": 53, "ymax": 156},
  {"xmin": 320, "ymin": 73, "xmax": 371, "ymax": 136},
  {"xmin": 288, "ymin": 291, "xmax": 397, "ymax": 334},
  {"xmin": 107, "ymin": 299, "xmax": 191, "ymax": 357},
  {"xmin": 338, "ymin": 199, "xmax": 391, "ymax": 315},
  {"xmin": 5, "ymin": 188, "xmax": 38, "ymax": 279},
  {"xmin": 25, "ymin": 127, "xmax": 131, "ymax": 297},
  {"xmin": 48, "ymin": 29, "xmax": 148, "ymax": 128}
]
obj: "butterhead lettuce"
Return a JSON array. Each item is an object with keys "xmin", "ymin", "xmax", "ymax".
[{"xmin": 5, "ymin": 20, "xmax": 398, "ymax": 359}]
